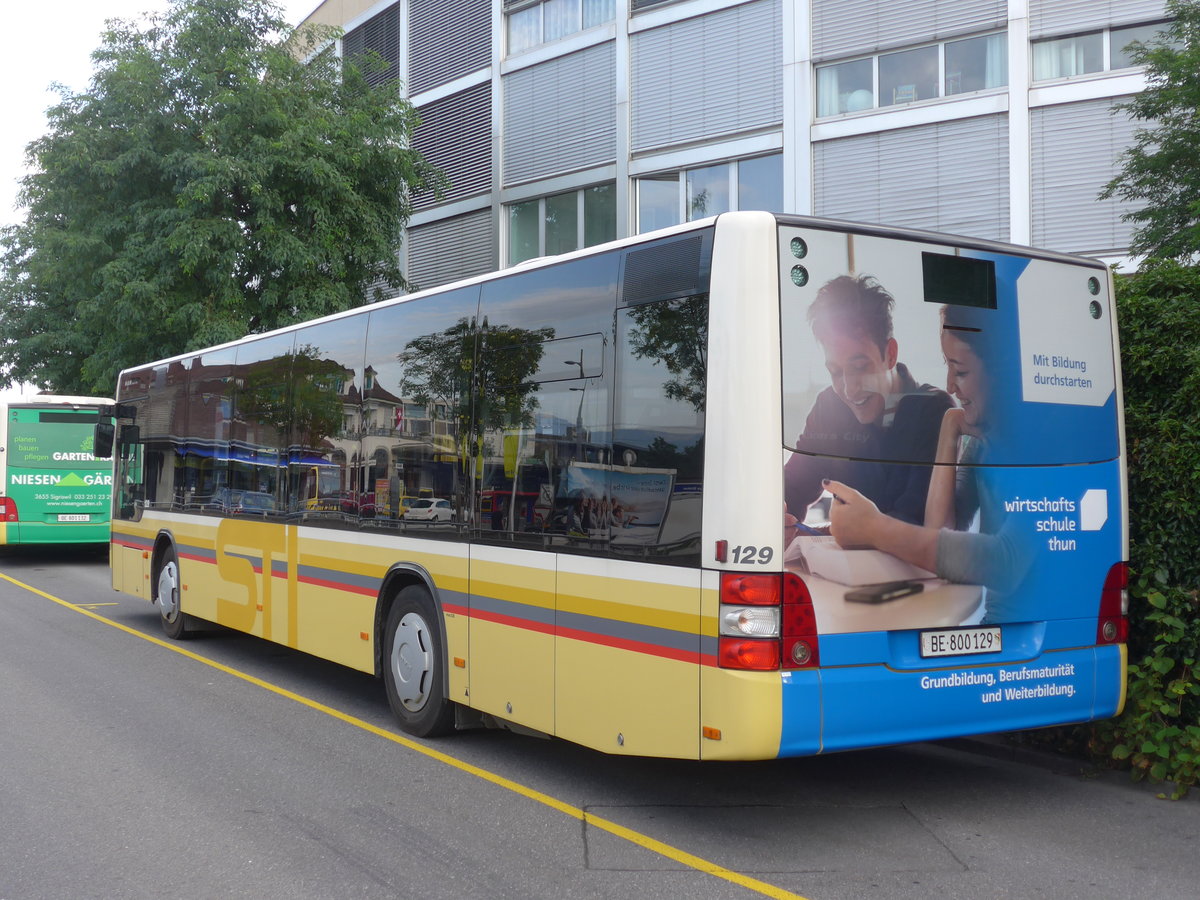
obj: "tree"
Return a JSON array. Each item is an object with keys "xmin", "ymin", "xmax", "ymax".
[
  {"xmin": 1102, "ymin": 1, "xmax": 1200, "ymax": 261},
  {"xmin": 397, "ymin": 319, "xmax": 555, "ymax": 452},
  {"xmin": 0, "ymin": 0, "xmax": 441, "ymax": 395},
  {"xmin": 625, "ymin": 294, "xmax": 709, "ymax": 412}
]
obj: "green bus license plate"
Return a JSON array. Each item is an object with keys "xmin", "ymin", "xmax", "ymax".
[
  {"xmin": 57, "ymin": 514, "xmax": 91, "ymax": 522},
  {"xmin": 920, "ymin": 627, "xmax": 1002, "ymax": 658}
]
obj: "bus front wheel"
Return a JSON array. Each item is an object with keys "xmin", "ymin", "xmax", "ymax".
[
  {"xmin": 383, "ymin": 585, "xmax": 454, "ymax": 737},
  {"xmin": 155, "ymin": 547, "xmax": 190, "ymax": 640}
]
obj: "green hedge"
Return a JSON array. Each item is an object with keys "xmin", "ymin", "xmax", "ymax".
[{"xmin": 1048, "ymin": 260, "xmax": 1200, "ymax": 797}]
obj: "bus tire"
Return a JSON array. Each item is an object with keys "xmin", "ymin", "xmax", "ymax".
[
  {"xmin": 383, "ymin": 585, "xmax": 454, "ymax": 738},
  {"xmin": 155, "ymin": 546, "xmax": 190, "ymax": 640}
]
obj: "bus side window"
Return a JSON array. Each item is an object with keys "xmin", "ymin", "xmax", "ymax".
[
  {"xmin": 365, "ymin": 286, "xmax": 481, "ymax": 535},
  {"xmin": 476, "ymin": 252, "xmax": 619, "ymax": 547},
  {"xmin": 115, "ymin": 424, "xmax": 144, "ymax": 521},
  {"xmin": 611, "ymin": 295, "xmax": 707, "ymax": 564}
]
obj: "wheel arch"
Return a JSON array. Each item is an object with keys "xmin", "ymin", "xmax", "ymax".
[
  {"xmin": 374, "ymin": 563, "xmax": 447, "ymax": 685},
  {"xmin": 150, "ymin": 529, "xmax": 179, "ymax": 589}
]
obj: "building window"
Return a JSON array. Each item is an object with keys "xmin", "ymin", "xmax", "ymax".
[
  {"xmin": 1032, "ymin": 32, "xmax": 1103, "ymax": 79},
  {"xmin": 737, "ymin": 154, "xmax": 781, "ymax": 211},
  {"xmin": 945, "ymin": 34, "xmax": 1007, "ymax": 95},
  {"xmin": 816, "ymin": 58, "xmax": 873, "ymax": 117},
  {"xmin": 636, "ymin": 154, "xmax": 782, "ymax": 233},
  {"xmin": 509, "ymin": 200, "xmax": 541, "ymax": 264},
  {"xmin": 507, "ymin": 183, "xmax": 617, "ymax": 265},
  {"xmin": 816, "ymin": 33, "xmax": 1007, "ymax": 118},
  {"xmin": 1110, "ymin": 20, "xmax": 1172, "ymax": 69},
  {"xmin": 583, "ymin": 183, "xmax": 617, "ymax": 247},
  {"xmin": 879, "ymin": 46, "xmax": 938, "ymax": 106},
  {"xmin": 686, "ymin": 164, "xmax": 730, "ymax": 220},
  {"xmin": 1033, "ymin": 21, "xmax": 1171, "ymax": 81},
  {"xmin": 506, "ymin": 0, "xmax": 615, "ymax": 55}
]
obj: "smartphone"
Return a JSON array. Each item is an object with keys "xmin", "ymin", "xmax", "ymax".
[{"xmin": 844, "ymin": 580, "xmax": 924, "ymax": 604}]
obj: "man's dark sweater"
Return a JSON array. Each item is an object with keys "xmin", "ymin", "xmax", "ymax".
[{"xmin": 784, "ymin": 363, "xmax": 953, "ymax": 525}]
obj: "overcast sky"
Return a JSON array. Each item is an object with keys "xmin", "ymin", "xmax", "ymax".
[
  {"xmin": 0, "ymin": 0, "xmax": 318, "ymax": 230},
  {"xmin": 0, "ymin": 1, "xmax": 317, "ymax": 397}
]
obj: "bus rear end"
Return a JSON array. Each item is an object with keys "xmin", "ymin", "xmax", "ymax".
[
  {"xmin": 701, "ymin": 212, "xmax": 1125, "ymax": 758},
  {"xmin": 0, "ymin": 397, "xmax": 114, "ymax": 545}
]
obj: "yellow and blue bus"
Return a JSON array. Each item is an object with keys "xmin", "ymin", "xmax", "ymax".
[
  {"xmin": 0, "ymin": 395, "xmax": 114, "ymax": 545},
  {"xmin": 102, "ymin": 212, "xmax": 1127, "ymax": 759}
]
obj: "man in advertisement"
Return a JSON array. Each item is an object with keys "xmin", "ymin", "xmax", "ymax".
[{"xmin": 784, "ymin": 274, "xmax": 953, "ymax": 528}]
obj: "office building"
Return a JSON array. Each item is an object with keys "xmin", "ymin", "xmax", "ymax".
[{"xmin": 298, "ymin": 0, "xmax": 1165, "ymax": 290}]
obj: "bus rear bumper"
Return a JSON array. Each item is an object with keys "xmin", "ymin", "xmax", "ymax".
[
  {"xmin": 1, "ymin": 521, "xmax": 111, "ymax": 545},
  {"xmin": 778, "ymin": 643, "xmax": 1126, "ymax": 757}
]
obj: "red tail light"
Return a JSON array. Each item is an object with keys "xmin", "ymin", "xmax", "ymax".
[
  {"xmin": 782, "ymin": 573, "xmax": 820, "ymax": 669},
  {"xmin": 1097, "ymin": 561, "xmax": 1129, "ymax": 645},
  {"xmin": 718, "ymin": 637, "xmax": 781, "ymax": 670},
  {"xmin": 722, "ymin": 573, "xmax": 785, "ymax": 605},
  {"xmin": 0, "ymin": 497, "xmax": 17, "ymax": 522},
  {"xmin": 718, "ymin": 572, "xmax": 820, "ymax": 670}
]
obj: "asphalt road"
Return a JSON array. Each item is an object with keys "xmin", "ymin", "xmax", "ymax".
[{"xmin": 2, "ymin": 545, "xmax": 1198, "ymax": 900}]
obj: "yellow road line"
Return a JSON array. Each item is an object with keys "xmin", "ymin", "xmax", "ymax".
[{"xmin": 1, "ymin": 572, "xmax": 807, "ymax": 900}]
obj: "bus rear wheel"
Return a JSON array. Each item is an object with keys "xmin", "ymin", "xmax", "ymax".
[
  {"xmin": 155, "ymin": 547, "xmax": 190, "ymax": 640},
  {"xmin": 383, "ymin": 585, "xmax": 454, "ymax": 737}
]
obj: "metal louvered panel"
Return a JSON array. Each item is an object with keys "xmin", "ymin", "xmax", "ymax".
[
  {"xmin": 406, "ymin": 209, "xmax": 497, "ymax": 292},
  {"xmin": 1029, "ymin": 0, "xmax": 1168, "ymax": 39},
  {"xmin": 631, "ymin": 0, "xmax": 781, "ymax": 153},
  {"xmin": 1030, "ymin": 98, "xmax": 1141, "ymax": 255},
  {"xmin": 362, "ymin": 270, "xmax": 399, "ymax": 305},
  {"xmin": 503, "ymin": 42, "xmax": 616, "ymax": 186},
  {"xmin": 813, "ymin": 133, "xmax": 883, "ymax": 222},
  {"xmin": 343, "ymin": 4, "xmax": 401, "ymax": 89},
  {"xmin": 409, "ymin": 0, "xmax": 491, "ymax": 95},
  {"xmin": 812, "ymin": 0, "xmax": 1007, "ymax": 61},
  {"xmin": 412, "ymin": 83, "xmax": 493, "ymax": 210},
  {"xmin": 813, "ymin": 114, "xmax": 1009, "ymax": 241}
]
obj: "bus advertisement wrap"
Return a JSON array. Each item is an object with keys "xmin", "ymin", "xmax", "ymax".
[
  {"xmin": 781, "ymin": 233, "xmax": 1121, "ymax": 636},
  {"xmin": 2, "ymin": 401, "xmax": 114, "ymax": 544}
]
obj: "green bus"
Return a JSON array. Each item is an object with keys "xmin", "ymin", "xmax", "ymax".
[{"xmin": 0, "ymin": 395, "xmax": 114, "ymax": 545}]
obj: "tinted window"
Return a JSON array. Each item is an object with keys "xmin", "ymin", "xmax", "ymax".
[
  {"xmin": 287, "ymin": 315, "xmax": 367, "ymax": 527},
  {"xmin": 228, "ymin": 333, "xmax": 296, "ymax": 520},
  {"xmin": 365, "ymin": 286, "xmax": 481, "ymax": 534},
  {"xmin": 477, "ymin": 252, "xmax": 619, "ymax": 548},
  {"xmin": 609, "ymin": 296, "xmax": 707, "ymax": 564},
  {"xmin": 183, "ymin": 347, "xmax": 237, "ymax": 513}
]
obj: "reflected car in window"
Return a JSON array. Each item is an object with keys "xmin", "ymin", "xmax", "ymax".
[{"xmin": 401, "ymin": 498, "xmax": 453, "ymax": 522}]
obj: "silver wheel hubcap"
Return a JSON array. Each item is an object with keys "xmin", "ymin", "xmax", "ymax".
[
  {"xmin": 390, "ymin": 611, "xmax": 432, "ymax": 712},
  {"xmin": 157, "ymin": 561, "xmax": 180, "ymax": 623}
]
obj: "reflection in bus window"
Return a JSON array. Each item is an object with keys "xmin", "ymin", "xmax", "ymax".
[
  {"xmin": 609, "ymin": 294, "xmax": 707, "ymax": 563},
  {"xmin": 287, "ymin": 316, "xmax": 366, "ymax": 526},
  {"xmin": 367, "ymin": 286, "xmax": 481, "ymax": 532},
  {"xmin": 476, "ymin": 252, "xmax": 618, "ymax": 546},
  {"xmin": 230, "ymin": 333, "xmax": 295, "ymax": 519}
]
